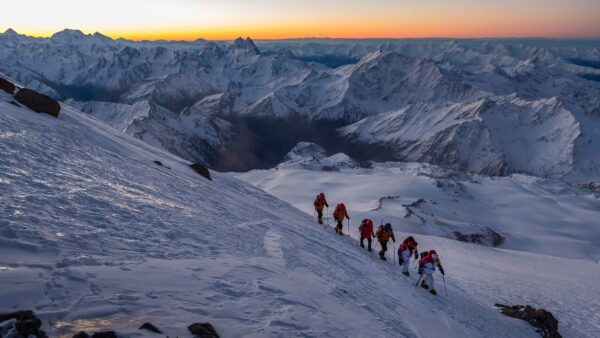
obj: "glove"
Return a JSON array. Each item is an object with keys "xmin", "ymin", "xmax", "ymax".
[
  {"xmin": 414, "ymin": 250, "xmax": 419, "ymax": 260},
  {"xmin": 439, "ymin": 266, "xmax": 445, "ymax": 276}
]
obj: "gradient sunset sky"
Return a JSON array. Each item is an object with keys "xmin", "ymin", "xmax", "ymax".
[{"xmin": 2, "ymin": 0, "xmax": 599, "ymax": 40}]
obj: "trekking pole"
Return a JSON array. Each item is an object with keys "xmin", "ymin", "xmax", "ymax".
[
  {"xmin": 393, "ymin": 242, "xmax": 396, "ymax": 265},
  {"xmin": 415, "ymin": 274, "xmax": 423, "ymax": 287},
  {"xmin": 442, "ymin": 275, "xmax": 448, "ymax": 296},
  {"xmin": 347, "ymin": 218, "xmax": 350, "ymax": 237}
]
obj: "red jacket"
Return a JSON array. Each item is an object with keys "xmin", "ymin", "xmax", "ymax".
[
  {"xmin": 399, "ymin": 236, "xmax": 418, "ymax": 255},
  {"xmin": 359, "ymin": 219, "xmax": 374, "ymax": 238}
]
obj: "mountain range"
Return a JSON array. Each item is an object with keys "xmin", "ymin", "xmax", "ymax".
[{"xmin": 1, "ymin": 29, "xmax": 600, "ymax": 181}]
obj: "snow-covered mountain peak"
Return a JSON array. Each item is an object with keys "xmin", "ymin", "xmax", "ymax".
[
  {"xmin": 51, "ymin": 28, "xmax": 87, "ymax": 40},
  {"xmin": 278, "ymin": 142, "xmax": 359, "ymax": 170},
  {"xmin": 282, "ymin": 142, "xmax": 327, "ymax": 162},
  {"xmin": 230, "ymin": 37, "xmax": 260, "ymax": 55},
  {"xmin": 3, "ymin": 28, "xmax": 18, "ymax": 36}
]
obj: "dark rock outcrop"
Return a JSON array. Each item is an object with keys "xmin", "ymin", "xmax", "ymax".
[
  {"xmin": 188, "ymin": 322, "xmax": 219, "ymax": 338},
  {"xmin": 0, "ymin": 77, "xmax": 15, "ymax": 94},
  {"xmin": 139, "ymin": 322, "xmax": 162, "ymax": 334},
  {"xmin": 72, "ymin": 331, "xmax": 90, "ymax": 338},
  {"xmin": 190, "ymin": 163, "xmax": 212, "ymax": 181},
  {"xmin": 15, "ymin": 88, "xmax": 61, "ymax": 118},
  {"xmin": 495, "ymin": 304, "xmax": 562, "ymax": 338},
  {"xmin": 0, "ymin": 310, "xmax": 48, "ymax": 337},
  {"xmin": 91, "ymin": 331, "xmax": 118, "ymax": 338}
]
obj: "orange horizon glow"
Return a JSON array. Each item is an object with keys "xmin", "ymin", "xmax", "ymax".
[{"xmin": 2, "ymin": 0, "xmax": 600, "ymax": 41}]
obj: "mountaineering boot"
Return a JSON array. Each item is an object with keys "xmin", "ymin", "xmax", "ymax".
[
  {"xmin": 318, "ymin": 218, "xmax": 323, "ymax": 224},
  {"xmin": 402, "ymin": 271, "xmax": 410, "ymax": 276},
  {"xmin": 430, "ymin": 289, "xmax": 437, "ymax": 295},
  {"xmin": 360, "ymin": 243, "xmax": 365, "ymax": 248},
  {"xmin": 379, "ymin": 255, "xmax": 387, "ymax": 261},
  {"xmin": 368, "ymin": 248, "xmax": 372, "ymax": 252},
  {"xmin": 421, "ymin": 281, "xmax": 429, "ymax": 290}
]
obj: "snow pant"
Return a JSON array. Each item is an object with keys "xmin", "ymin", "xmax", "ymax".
[
  {"xmin": 360, "ymin": 236, "xmax": 372, "ymax": 250},
  {"xmin": 401, "ymin": 250, "xmax": 411, "ymax": 273},
  {"xmin": 316, "ymin": 209, "xmax": 324, "ymax": 223},
  {"xmin": 423, "ymin": 273, "xmax": 435, "ymax": 291},
  {"xmin": 335, "ymin": 220, "xmax": 343, "ymax": 235},
  {"xmin": 379, "ymin": 240, "xmax": 388, "ymax": 258}
]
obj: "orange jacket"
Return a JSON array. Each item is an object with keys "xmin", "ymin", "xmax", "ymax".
[
  {"xmin": 375, "ymin": 227, "xmax": 395, "ymax": 242},
  {"xmin": 333, "ymin": 205, "xmax": 348, "ymax": 221},
  {"xmin": 313, "ymin": 195, "xmax": 328, "ymax": 211}
]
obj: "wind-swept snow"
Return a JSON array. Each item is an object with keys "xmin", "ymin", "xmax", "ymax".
[
  {"xmin": 236, "ymin": 149, "xmax": 600, "ymax": 336},
  {"xmin": 0, "ymin": 92, "xmax": 551, "ymax": 337}
]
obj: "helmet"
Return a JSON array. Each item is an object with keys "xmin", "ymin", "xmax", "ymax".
[
  {"xmin": 340, "ymin": 203, "xmax": 345, "ymax": 209},
  {"xmin": 429, "ymin": 250, "xmax": 438, "ymax": 261},
  {"xmin": 319, "ymin": 192, "xmax": 325, "ymax": 198},
  {"xmin": 366, "ymin": 219, "xmax": 373, "ymax": 227},
  {"xmin": 384, "ymin": 223, "xmax": 392, "ymax": 230}
]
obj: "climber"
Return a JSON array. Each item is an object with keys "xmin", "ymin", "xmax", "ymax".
[
  {"xmin": 418, "ymin": 249, "xmax": 445, "ymax": 295},
  {"xmin": 313, "ymin": 193, "xmax": 329, "ymax": 224},
  {"xmin": 358, "ymin": 219, "xmax": 375, "ymax": 251},
  {"xmin": 375, "ymin": 223, "xmax": 395, "ymax": 260},
  {"xmin": 333, "ymin": 203, "xmax": 349, "ymax": 235},
  {"xmin": 398, "ymin": 236, "xmax": 419, "ymax": 276}
]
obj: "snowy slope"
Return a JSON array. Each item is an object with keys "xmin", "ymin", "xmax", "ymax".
[
  {"xmin": 236, "ymin": 146, "xmax": 600, "ymax": 260},
  {"xmin": 236, "ymin": 149, "xmax": 600, "ymax": 337},
  {"xmin": 339, "ymin": 95, "xmax": 586, "ymax": 178},
  {"xmin": 0, "ymin": 87, "xmax": 556, "ymax": 337}
]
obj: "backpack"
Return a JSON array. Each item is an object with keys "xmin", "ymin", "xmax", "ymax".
[{"xmin": 358, "ymin": 219, "xmax": 368, "ymax": 232}]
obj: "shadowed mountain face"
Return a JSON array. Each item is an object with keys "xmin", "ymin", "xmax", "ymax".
[{"xmin": 1, "ymin": 30, "xmax": 600, "ymax": 179}]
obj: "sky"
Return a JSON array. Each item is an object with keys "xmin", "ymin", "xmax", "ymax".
[{"xmin": 1, "ymin": 0, "xmax": 599, "ymax": 40}]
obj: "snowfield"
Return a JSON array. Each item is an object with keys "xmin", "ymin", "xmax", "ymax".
[
  {"xmin": 0, "ymin": 92, "xmax": 571, "ymax": 337},
  {"xmin": 236, "ymin": 143, "xmax": 600, "ymax": 337}
]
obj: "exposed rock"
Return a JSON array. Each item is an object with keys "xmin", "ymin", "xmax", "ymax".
[
  {"xmin": 190, "ymin": 163, "xmax": 212, "ymax": 181},
  {"xmin": 139, "ymin": 322, "xmax": 162, "ymax": 334},
  {"xmin": 495, "ymin": 304, "xmax": 562, "ymax": 338},
  {"xmin": 153, "ymin": 160, "xmax": 171, "ymax": 169},
  {"xmin": 72, "ymin": 331, "xmax": 90, "ymax": 338},
  {"xmin": 15, "ymin": 318, "xmax": 42, "ymax": 336},
  {"xmin": 577, "ymin": 181, "xmax": 600, "ymax": 192},
  {"xmin": 0, "ymin": 310, "xmax": 47, "ymax": 338},
  {"xmin": 188, "ymin": 322, "xmax": 219, "ymax": 338},
  {"xmin": 453, "ymin": 228, "xmax": 504, "ymax": 247},
  {"xmin": 15, "ymin": 88, "xmax": 61, "ymax": 118},
  {"xmin": 0, "ymin": 310, "xmax": 36, "ymax": 322},
  {"xmin": 91, "ymin": 331, "xmax": 118, "ymax": 338},
  {"xmin": 0, "ymin": 77, "xmax": 15, "ymax": 94}
]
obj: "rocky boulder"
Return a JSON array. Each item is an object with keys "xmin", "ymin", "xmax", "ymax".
[
  {"xmin": 139, "ymin": 322, "xmax": 162, "ymax": 334},
  {"xmin": 15, "ymin": 88, "xmax": 61, "ymax": 118},
  {"xmin": 190, "ymin": 163, "xmax": 212, "ymax": 181},
  {"xmin": 187, "ymin": 322, "xmax": 219, "ymax": 338},
  {"xmin": 0, "ymin": 310, "xmax": 48, "ymax": 338},
  {"xmin": 91, "ymin": 331, "xmax": 117, "ymax": 338},
  {"xmin": 495, "ymin": 304, "xmax": 561, "ymax": 338},
  {"xmin": 0, "ymin": 77, "xmax": 15, "ymax": 94}
]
